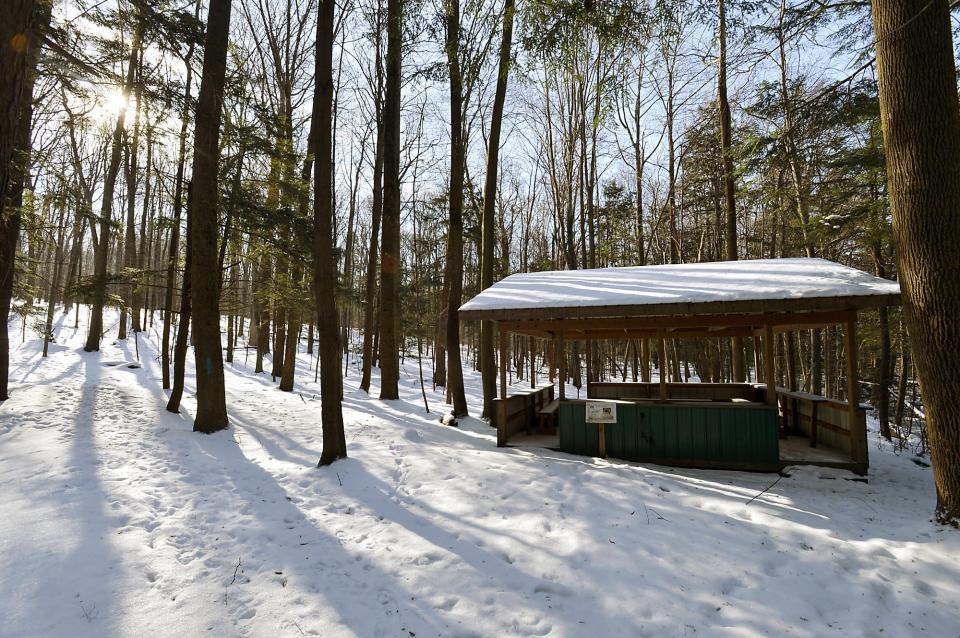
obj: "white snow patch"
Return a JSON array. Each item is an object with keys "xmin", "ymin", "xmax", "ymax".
[{"xmin": 0, "ymin": 305, "xmax": 956, "ymax": 638}]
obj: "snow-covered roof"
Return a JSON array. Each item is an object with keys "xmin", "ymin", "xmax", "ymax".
[{"xmin": 459, "ymin": 258, "xmax": 901, "ymax": 321}]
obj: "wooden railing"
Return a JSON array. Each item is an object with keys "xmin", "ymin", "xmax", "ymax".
[
  {"xmin": 773, "ymin": 387, "xmax": 868, "ymax": 470},
  {"xmin": 587, "ymin": 382, "xmax": 761, "ymax": 402},
  {"xmin": 492, "ymin": 383, "xmax": 555, "ymax": 447}
]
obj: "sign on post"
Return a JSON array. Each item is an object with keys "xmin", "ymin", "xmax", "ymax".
[{"xmin": 585, "ymin": 400, "xmax": 617, "ymax": 424}]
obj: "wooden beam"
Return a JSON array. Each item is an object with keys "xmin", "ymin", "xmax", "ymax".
[
  {"xmin": 556, "ymin": 327, "xmax": 757, "ymax": 341},
  {"xmin": 772, "ymin": 311, "xmax": 858, "ymax": 332},
  {"xmin": 764, "ymin": 324, "xmax": 776, "ymax": 407},
  {"xmin": 497, "ymin": 310, "xmax": 857, "ymax": 337}
]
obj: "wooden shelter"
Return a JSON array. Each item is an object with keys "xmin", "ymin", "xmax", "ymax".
[{"xmin": 459, "ymin": 258, "xmax": 901, "ymax": 475}]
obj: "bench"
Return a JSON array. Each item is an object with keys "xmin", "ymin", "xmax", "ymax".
[
  {"xmin": 537, "ymin": 400, "xmax": 560, "ymax": 434},
  {"xmin": 493, "ymin": 384, "xmax": 555, "ymax": 446}
]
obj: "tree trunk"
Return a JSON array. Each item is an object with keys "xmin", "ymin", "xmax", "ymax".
[
  {"xmin": 189, "ymin": 0, "xmax": 232, "ymax": 433},
  {"xmin": 360, "ymin": 33, "xmax": 384, "ymax": 393},
  {"xmin": 479, "ymin": 0, "xmax": 514, "ymax": 419},
  {"xmin": 872, "ymin": 0, "xmax": 960, "ymax": 525},
  {"xmin": 314, "ymin": 0, "xmax": 347, "ymax": 464},
  {"xmin": 280, "ymin": 142, "xmax": 314, "ymax": 392},
  {"xmin": 133, "ymin": 128, "xmax": 152, "ymax": 333},
  {"xmin": 0, "ymin": 0, "xmax": 42, "ymax": 400},
  {"xmin": 167, "ymin": 186, "xmax": 193, "ymax": 414},
  {"xmin": 378, "ymin": 0, "xmax": 403, "ymax": 401},
  {"xmin": 42, "ymin": 208, "xmax": 66, "ymax": 357},
  {"xmin": 443, "ymin": 0, "xmax": 468, "ymax": 416},
  {"xmin": 120, "ymin": 52, "xmax": 143, "ymax": 341},
  {"xmin": 162, "ymin": 43, "xmax": 194, "ymax": 389},
  {"xmin": 717, "ymin": 0, "xmax": 746, "ymax": 383},
  {"xmin": 84, "ymin": 17, "xmax": 143, "ymax": 352}
]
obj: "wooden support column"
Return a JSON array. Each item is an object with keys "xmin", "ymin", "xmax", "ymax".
[
  {"xmin": 764, "ymin": 323, "xmax": 777, "ymax": 407},
  {"xmin": 558, "ymin": 331, "xmax": 566, "ymax": 400},
  {"xmin": 845, "ymin": 316, "xmax": 868, "ymax": 471},
  {"xmin": 657, "ymin": 330, "xmax": 667, "ymax": 401},
  {"xmin": 499, "ymin": 328, "xmax": 508, "ymax": 399}
]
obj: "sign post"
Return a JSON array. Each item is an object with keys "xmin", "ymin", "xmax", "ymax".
[{"xmin": 586, "ymin": 400, "xmax": 616, "ymax": 458}]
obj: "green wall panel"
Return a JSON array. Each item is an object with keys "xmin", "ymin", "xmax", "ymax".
[{"xmin": 558, "ymin": 402, "xmax": 779, "ymax": 468}]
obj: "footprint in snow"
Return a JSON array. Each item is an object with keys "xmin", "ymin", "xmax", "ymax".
[
  {"xmin": 913, "ymin": 580, "xmax": 936, "ymax": 596},
  {"xmin": 434, "ymin": 596, "xmax": 459, "ymax": 611},
  {"xmin": 718, "ymin": 577, "xmax": 743, "ymax": 596},
  {"xmin": 412, "ymin": 552, "xmax": 442, "ymax": 566}
]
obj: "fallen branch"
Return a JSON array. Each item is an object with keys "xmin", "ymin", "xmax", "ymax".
[{"xmin": 745, "ymin": 475, "xmax": 784, "ymax": 506}]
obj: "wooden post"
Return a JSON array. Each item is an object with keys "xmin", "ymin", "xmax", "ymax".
[
  {"xmin": 845, "ymin": 316, "xmax": 867, "ymax": 470},
  {"xmin": 558, "ymin": 331, "xmax": 566, "ymax": 400},
  {"xmin": 499, "ymin": 328, "xmax": 507, "ymax": 399},
  {"xmin": 764, "ymin": 324, "xmax": 777, "ymax": 407},
  {"xmin": 658, "ymin": 330, "xmax": 668, "ymax": 401}
]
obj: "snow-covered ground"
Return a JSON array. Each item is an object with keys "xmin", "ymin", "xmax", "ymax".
[{"xmin": 1, "ymin": 307, "xmax": 958, "ymax": 638}]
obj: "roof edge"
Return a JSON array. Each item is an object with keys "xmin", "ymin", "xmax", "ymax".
[{"xmin": 458, "ymin": 292, "xmax": 902, "ymax": 322}]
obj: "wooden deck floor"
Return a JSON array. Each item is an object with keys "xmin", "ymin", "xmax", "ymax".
[
  {"xmin": 778, "ymin": 435, "xmax": 853, "ymax": 466},
  {"xmin": 506, "ymin": 432, "xmax": 560, "ymax": 450}
]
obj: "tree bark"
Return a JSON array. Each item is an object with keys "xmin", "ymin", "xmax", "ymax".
[
  {"xmin": 0, "ymin": 0, "xmax": 42, "ymax": 400},
  {"xmin": 479, "ymin": 0, "xmax": 515, "ymax": 419},
  {"xmin": 360, "ymin": 122, "xmax": 384, "ymax": 392},
  {"xmin": 167, "ymin": 185, "xmax": 193, "ymax": 414},
  {"xmin": 378, "ymin": 0, "xmax": 403, "ymax": 400},
  {"xmin": 189, "ymin": 0, "xmax": 232, "ymax": 433},
  {"xmin": 443, "ymin": 0, "xmax": 468, "ymax": 416},
  {"xmin": 872, "ymin": 0, "xmax": 960, "ymax": 525},
  {"xmin": 718, "ymin": 0, "xmax": 746, "ymax": 383},
  {"xmin": 162, "ymin": 41, "xmax": 195, "ymax": 389},
  {"xmin": 314, "ymin": 0, "xmax": 347, "ymax": 464}
]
